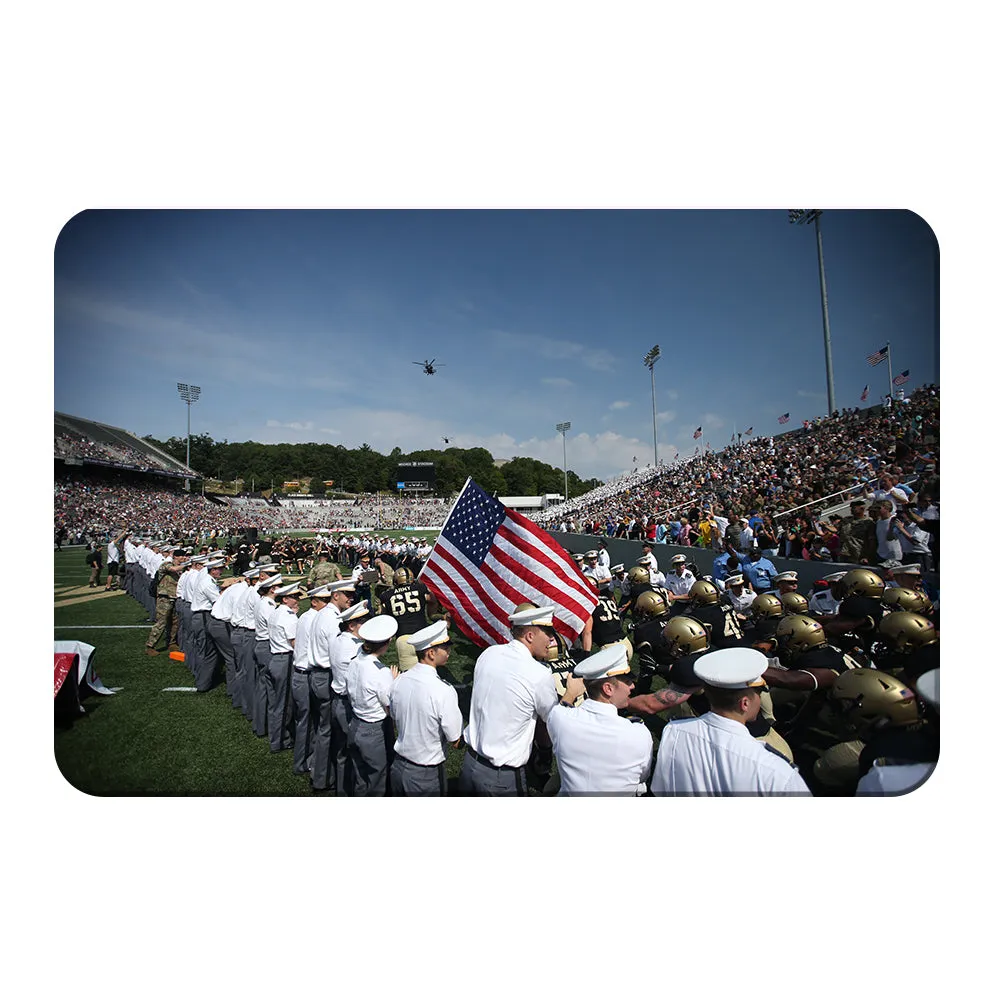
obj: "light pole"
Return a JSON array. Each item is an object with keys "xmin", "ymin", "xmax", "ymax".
[
  {"xmin": 555, "ymin": 422, "xmax": 571, "ymax": 502},
  {"xmin": 789, "ymin": 210, "xmax": 836, "ymax": 415},
  {"xmin": 176, "ymin": 382, "xmax": 201, "ymax": 469},
  {"xmin": 643, "ymin": 345, "xmax": 660, "ymax": 466}
]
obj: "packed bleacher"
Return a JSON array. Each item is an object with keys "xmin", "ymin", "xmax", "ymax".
[
  {"xmin": 535, "ymin": 386, "xmax": 939, "ymax": 566},
  {"xmin": 55, "ymin": 412, "xmax": 195, "ymax": 476}
]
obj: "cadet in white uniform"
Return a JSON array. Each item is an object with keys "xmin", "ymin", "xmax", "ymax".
[
  {"xmin": 582, "ymin": 550, "xmax": 613, "ymax": 593},
  {"xmin": 457, "ymin": 606, "xmax": 586, "ymax": 797},
  {"xmin": 346, "ymin": 615, "xmax": 399, "ymax": 797},
  {"xmin": 329, "ymin": 600, "xmax": 372, "ymax": 796},
  {"xmin": 190, "ymin": 558, "xmax": 226, "ymax": 692},
  {"xmin": 389, "ymin": 620, "xmax": 463, "ymax": 796},
  {"xmin": 209, "ymin": 569, "xmax": 244, "ymax": 703},
  {"xmin": 546, "ymin": 644, "xmax": 653, "ymax": 796},
  {"xmin": 308, "ymin": 580, "xmax": 356, "ymax": 792},
  {"xmin": 808, "ymin": 571, "xmax": 844, "ymax": 617},
  {"xmin": 290, "ymin": 585, "xmax": 324, "ymax": 775},
  {"xmin": 265, "ymin": 583, "xmax": 303, "ymax": 752},
  {"xmin": 252, "ymin": 575, "xmax": 283, "ymax": 736},
  {"xmin": 651, "ymin": 647, "xmax": 811, "ymax": 796},
  {"xmin": 230, "ymin": 567, "xmax": 263, "ymax": 718},
  {"xmin": 663, "ymin": 554, "xmax": 697, "ymax": 600},
  {"xmin": 723, "ymin": 572, "xmax": 756, "ymax": 616}
]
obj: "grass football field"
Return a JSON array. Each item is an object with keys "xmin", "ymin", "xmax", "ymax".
[{"xmin": 53, "ymin": 543, "xmax": 523, "ymax": 795}]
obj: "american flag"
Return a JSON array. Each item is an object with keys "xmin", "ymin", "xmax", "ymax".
[
  {"xmin": 867, "ymin": 345, "xmax": 889, "ymax": 366},
  {"xmin": 418, "ymin": 478, "xmax": 598, "ymax": 648},
  {"xmin": 693, "ymin": 426, "xmax": 702, "ymax": 439},
  {"xmin": 893, "ymin": 369, "xmax": 910, "ymax": 386},
  {"xmin": 861, "ymin": 384, "xmax": 870, "ymax": 402},
  {"xmin": 744, "ymin": 426, "xmax": 753, "ymax": 436},
  {"xmin": 778, "ymin": 412, "xmax": 790, "ymax": 424}
]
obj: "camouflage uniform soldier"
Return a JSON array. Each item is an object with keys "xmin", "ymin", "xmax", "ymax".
[
  {"xmin": 304, "ymin": 548, "xmax": 342, "ymax": 590},
  {"xmin": 146, "ymin": 548, "xmax": 184, "ymax": 655},
  {"xmin": 837, "ymin": 499, "xmax": 878, "ymax": 565}
]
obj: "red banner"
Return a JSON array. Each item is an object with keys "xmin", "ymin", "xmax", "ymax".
[{"xmin": 54, "ymin": 653, "xmax": 78, "ymax": 697}]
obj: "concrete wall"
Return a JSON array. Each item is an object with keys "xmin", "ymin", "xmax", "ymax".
[{"xmin": 548, "ymin": 533, "xmax": 939, "ymax": 593}]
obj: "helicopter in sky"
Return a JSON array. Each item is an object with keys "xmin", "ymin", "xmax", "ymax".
[{"xmin": 413, "ymin": 358, "xmax": 445, "ymax": 375}]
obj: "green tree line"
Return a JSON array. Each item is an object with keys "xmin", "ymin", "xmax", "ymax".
[{"xmin": 142, "ymin": 433, "xmax": 602, "ymax": 499}]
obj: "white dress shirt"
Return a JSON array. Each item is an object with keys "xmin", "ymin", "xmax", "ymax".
[
  {"xmin": 190, "ymin": 570, "xmax": 220, "ymax": 613},
  {"xmin": 293, "ymin": 608, "xmax": 318, "ymax": 671},
  {"xmin": 308, "ymin": 604, "xmax": 341, "ymax": 669},
  {"xmin": 330, "ymin": 630, "xmax": 363, "ymax": 696},
  {"xmin": 177, "ymin": 568, "xmax": 194, "ymax": 602},
  {"xmin": 254, "ymin": 596, "xmax": 276, "ymax": 641},
  {"xmin": 856, "ymin": 762, "xmax": 935, "ymax": 795},
  {"xmin": 664, "ymin": 570, "xmax": 696, "ymax": 596},
  {"xmin": 390, "ymin": 663, "xmax": 463, "ymax": 765},
  {"xmin": 463, "ymin": 640, "xmax": 559, "ymax": 768},
  {"xmin": 808, "ymin": 590, "xmax": 841, "ymax": 616},
  {"xmin": 211, "ymin": 581, "xmax": 244, "ymax": 621},
  {"xmin": 233, "ymin": 586, "xmax": 260, "ymax": 629},
  {"xmin": 268, "ymin": 604, "xmax": 297, "ymax": 654},
  {"xmin": 651, "ymin": 712, "xmax": 811, "ymax": 795},
  {"xmin": 347, "ymin": 651, "xmax": 395, "ymax": 722},
  {"xmin": 547, "ymin": 700, "xmax": 653, "ymax": 795}
]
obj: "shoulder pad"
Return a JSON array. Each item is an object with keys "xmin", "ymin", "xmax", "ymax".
[
  {"xmin": 762, "ymin": 741, "xmax": 792, "ymax": 764},
  {"xmin": 628, "ymin": 716, "xmax": 645, "ymax": 725}
]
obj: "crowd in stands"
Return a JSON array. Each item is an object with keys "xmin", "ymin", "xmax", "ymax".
[
  {"xmin": 55, "ymin": 430, "xmax": 189, "ymax": 474},
  {"xmin": 536, "ymin": 386, "xmax": 940, "ymax": 569}
]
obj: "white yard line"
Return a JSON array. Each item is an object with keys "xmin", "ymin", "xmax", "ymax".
[{"xmin": 162, "ymin": 687, "xmax": 198, "ymax": 692}]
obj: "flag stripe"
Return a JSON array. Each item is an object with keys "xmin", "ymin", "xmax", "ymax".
[
  {"xmin": 420, "ymin": 567, "xmax": 499, "ymax": 647},
  {"xmin": 421, "ymin": 545, "xmax": 508, "ymax": 645},
  {"xmin": 499, "ymin": 520, "xmax": 596, "ymax": 608},
  {"xmin": 482, "ymin": 555, "xmax": 584, "ymax": 640},
  {"xmin": 867, "ymin": 345, "xmax": 888, "ymax": 365},
  {"xmin": 491, "ymin": 535, "xmax": 593, "ymax": 628}
]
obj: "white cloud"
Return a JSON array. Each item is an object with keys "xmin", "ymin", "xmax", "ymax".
[
  {"xmin": 655, "ymin": 409, "xmax": 677, "ymax": 424},
  {"xmin": 609, "ymin": 400, "xmax": 630, "ymax": 410},
  {"xmin": 491, "ymin": 330, "xmax": 618, "ymax": 372},
  {"xmin": 266, "ymin": 419, "xmax": 315, "ymax": 431},
  {"xmin": 541, "ymin": 377, "xmax": 574, "ymax": 388},
  {"xmin": 796, "ymin": 389, "xmax": 826, "ymax": 399}
]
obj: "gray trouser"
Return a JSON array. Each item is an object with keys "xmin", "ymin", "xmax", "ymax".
[
  {"xmin": 208, "ymin": 617, "xmax": 237, "ymax": 699},
  {"xmin": 331, "ymin": 693, "xmax": 352, "ymax": 797},
  {"xmin": 390, "ymin": 756, "xmax": 447, "ymax": 796},
  {"xmin": 236, "ymin": 628, "xmax": 256, "ymax": 717},
  {"xmin": 230, "ymin": 627, "xmax": 249, "ymax": 711},
  {"xmin": 291, "ymin": 669, "xmax": 314, "ymax": 773},
  {"xmin": 265, "ymin": 651, "xmax": 294, "ymax": 751},
  {"xmin": 176, "ymin": 599, "xmax": 191, "ymax": 659},
  {"xmin": 348, "ymin": 716, "xmax": 394, "ymax": 797},
  {"xmin": 456, "ymin": 750, "xmax": 526, "ymax": 796},
  {"xmin": 251, "ymin": 640, "xmax": 271, "ymax": 736},
  {"xmin": 309, "ymin": 669, "xmax": 334, "ymax": 790},
  {"xmin": 192, "ymin": 611, "xmax": 220, "ymax": 691}
]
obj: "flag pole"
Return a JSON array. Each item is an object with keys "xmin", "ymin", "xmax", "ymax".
[{"xmin": 886, "ymin": 341, "xmax": 894, "ymax": 402}]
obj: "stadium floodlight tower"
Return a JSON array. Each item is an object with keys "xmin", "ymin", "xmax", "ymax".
[
  {"xmin": 176, "ymin": 382, "xmax": 201, "ymax": 471},
  {"xmin": 788, "ymin": 210, "xmax": 836, "ymax": 416},
  {"xmin": 643, "ymin": 345, "xmax": 660, "ymax": 466},
  {"xmin": 555, "ymin": 422, "xmax": 571, "ymax": 502}
]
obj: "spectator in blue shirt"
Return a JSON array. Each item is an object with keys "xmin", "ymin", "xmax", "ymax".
[{"xmin": 735, "ymin": 546, "xmax": 778, "ymax": 593}]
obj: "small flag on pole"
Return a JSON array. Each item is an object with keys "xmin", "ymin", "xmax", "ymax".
[
  {"xmin": 744, "ymin": 426, "xmax": 753, "ymax": 436},
  {"xmin": 730, "ymin": 433, "xmax": 736, "ymax": 443},
  {"xmin": 893, "ymin": 370, "xmax": 910, "ymax": 386},
  {"xmin": 778, "ymin": 413, "xmax": 790, "ymax": 425},
  {"xmin": 693, "ymin": 427, "xmax": 702, "ymax": 439},
  {"xmin": 861, "ymin": 384, "xmax": 870, "ymax": 402},
  {"xmin": 867, "ymin": 345, "xmax": 889, "ymax": 366}
]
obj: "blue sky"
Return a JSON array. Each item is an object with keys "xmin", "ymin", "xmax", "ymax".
[{"xmin": 54, "ymin": 209, "xmax": 938, "ymax": 482}]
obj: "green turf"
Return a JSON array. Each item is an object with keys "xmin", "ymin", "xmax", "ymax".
[{"xmin": 53, "ymin": 548, "xmax": 499, "ymax": 795}]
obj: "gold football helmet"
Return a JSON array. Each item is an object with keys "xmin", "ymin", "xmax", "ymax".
[
  {"xmin": 881, "ymin": 587, "xmax": 933, "ymax": 616},
  {"xmin": 775, "ymin": 614, "xmax": 827, "ymax": 660},
  {"xmin": 779, "ymin": 592, "xmax": 809, "ymax": 615},
  {"xmin": 876, "ymin": 612, "xmax": 937, "ymax": 654},
  {"xmin": 393, "ymin": 567, "xmax": 414, "ymax": 585},
  {"xmin": 750, "ymin": 593, "xmax": 783, "ymax": 620},
  {"xmin": 628, "ymin": 566, "xmax": 650, "ymax": 585},
  {"xmin": 830, "ymin": 668, "xmax": 919, "ymax": 730},
  {"xmin": 688, "ymin": 579, "xmax": 721, "ymax": 606},
  {"xmin": 841, "ymin": 568, "xmax": 885, "ymax": 599},
  {"xmin": 634, "ymin": 590, "xmax": 670, "ymax": 620},
  {"xmin": 661, "ymin": 616, "xmax": 709, "ymax": 658},
  {"xmin": 812, "ymin": 740, "xmax": 865, "ymax": 788}
]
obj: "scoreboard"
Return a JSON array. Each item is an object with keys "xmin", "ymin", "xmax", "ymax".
[{"xmin": 394, "ymin": 462, "xmax": 435, "ymax": 491}]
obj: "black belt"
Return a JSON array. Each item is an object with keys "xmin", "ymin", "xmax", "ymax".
[
  {"xmin": 467, "ymin": 747, "xmax": 522, "ymax": 772},
  {"xmin": 396, "ymin": 754, "xmax": 444, "ymax": 769}
]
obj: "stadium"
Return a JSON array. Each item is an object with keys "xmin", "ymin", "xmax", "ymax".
[{"xmin": 53, "ymin": 379, "xmax": 940, "ymax": 797}]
